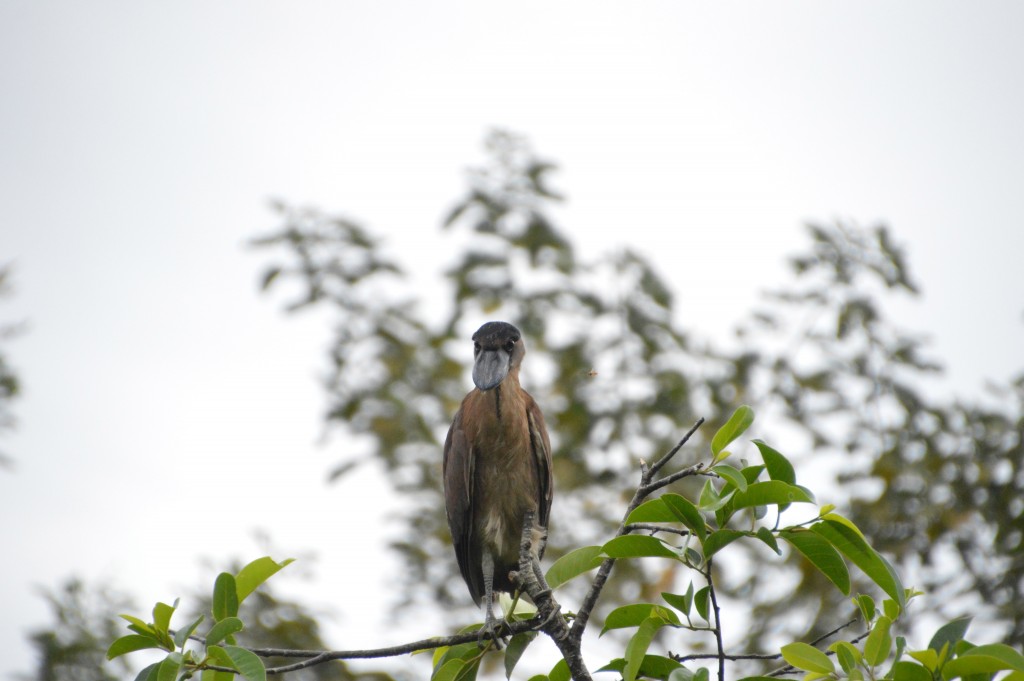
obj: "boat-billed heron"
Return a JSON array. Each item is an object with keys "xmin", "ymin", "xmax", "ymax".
[{"xmin": 443, "ymin": 321, "xmax": 553, "ymax": 637}]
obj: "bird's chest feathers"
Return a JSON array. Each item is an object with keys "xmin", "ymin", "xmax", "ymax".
[{"xmin": 465, "ymin": 383, "xmax": 539, "ymax": 557}]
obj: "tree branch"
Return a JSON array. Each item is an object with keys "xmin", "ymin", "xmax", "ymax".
[{"xmin": 569, "ymin": 418, "xmax": 705, "ymax": 644}]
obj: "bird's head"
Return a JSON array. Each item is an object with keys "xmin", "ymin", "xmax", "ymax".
[{"xmin": 471, "ymin": 321, "xmax": 525, "ymax": 391}]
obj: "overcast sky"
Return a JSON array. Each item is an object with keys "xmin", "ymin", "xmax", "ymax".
[{"xmin": 2, "ymin": 2, "xmax": 1023, "ymax": 678}]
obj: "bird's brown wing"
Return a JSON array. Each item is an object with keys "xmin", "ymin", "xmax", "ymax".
[
  {"xmin": 443, "ymin": 407, "xmax": 483, "ymax": 605},
  {"xmin": 526, "ymin": 396, "xmax": 554, "ymax": 534}
]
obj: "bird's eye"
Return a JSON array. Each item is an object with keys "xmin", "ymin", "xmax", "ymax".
[
  {"xmin": 473, "ymin": 342, "xmax": 481, "ymax": 355},
  {"xmin": 505, "ymin": 340, "xmax": 515, "ymax": 353}
]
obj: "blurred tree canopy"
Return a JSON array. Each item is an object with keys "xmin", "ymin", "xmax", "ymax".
[
  {"xmin": 251, "ymin": 129, "xmax": 1023, "ymax": 648},
  {"xmin": 0, "ymin": 263, "xmax": 23, "ymax": 470}
]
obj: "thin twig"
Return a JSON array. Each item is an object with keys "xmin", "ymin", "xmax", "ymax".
[
  {"xmin": 624, "ymin": 523, "xmax": 692, "ymax": 537},
  {"xmin": 569, "ymin": 419, "xmax": 705, "ymax": 644},
  {"xmin": 706, "ymin": 557, "xmax": 726, "ymax": 681},
  {"xmin": 649, "ymin": 418, "xmax": 705, "ymax": 477}
]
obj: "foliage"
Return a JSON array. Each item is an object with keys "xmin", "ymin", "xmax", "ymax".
[
  {"xmin": 0, "ymin": 262, "xmax": 23, "ymax": 470},
  {"xmin": 19, "ymin": 578, "xmax": 136, "ymax": 681},
  {"xmin": 251, "ymin": 130, "xmax": 1024, "ymax": 646},
  {"xmin": 107, "ymin": 409, "xmax": 1024, "ymax": 681}
]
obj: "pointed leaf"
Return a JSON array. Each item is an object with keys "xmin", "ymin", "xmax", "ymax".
[
  {"xmin": 223, "ymin": 645, "xmax": 267, "ymax": 681},
  {"xmin": 661, "ymin": 591, "xmax": 692, "ymax": 617},
  {"xmin": 625, "ymin": 617, "xmax": 668, "ymax": 681},
  {"xmin": 212, "ymin": 573, "xmax": 238, "ymax": 621},
  {"xmin": 702, "ymin": 529, "xmax": 746, "ymax": 558},
  {"xmin": 864, "ymin": 615, "xmax": 893, "ymax": 666},
  {"xmin": 173, "ymin": 614, "xmax": 205, "ymax": 649},
  {"xmin": 133, "ymin": 663, "xmax": 161, "ymax": 681},
  {"xmin": 781, "ymin": 529, "xmax": 851, "ymax": 594},
  {"xmin": 549, "ymin": 659, "xmax": 570, "ymax": 681},
  {"xmin": 712, "ymin": 464, "xmax": 748, "ymax": 492},
  {"xmin": 711, "ymin": 405, "xmax": 755, "ymax": 457},
  {"xmin": 755, "ymin": 527, "xmax": 781, "ymax": 555},
  {"xmin": 627, "ymin": 499, "xmax": 677, "ymax": 524},
  {"xmin": 206, "ymin": 617, "xmax": 244, "ymax": 647},
  {"xmin": 781, "ymin": 643, "xmax": 834, "ymax": 674},
  {"xmin": 929, "ymin": 617, "xmax": 972, "ymax": 653},
  {"xmin": 546, "ymin": 545, "xmax": 604, "ymax": 590},
  {"xmin": 602, "ymin": 604, "xmax": 679, "ymax": 635},
  {"xmin": 662, "ymin": 494, "xmax": 707, "ymax": 541},
  {"xmin": 603, "ymin": 535, "xmax": 679, "ymax": 560},
  {"xmin": 504, "ymin": 632, "xmax": 538, "ymax": 679},
  {"xmin": 107, "ymin": 635, "xmax": 166, "ymax": 660},
  {"xmin": 893, "ymin": 661, "xmax": 933, "ymax": 681},
  {"xmin": 830, "ymin": 641, "xmax": 862, "ymax": 673},
  {"xmin": 811, "ymin": 518, "xmax": 903, "ymax": 606},
  {"xmin": 152, "ymin": 601, "xmax": 176, "ymax": 634},
  {"xmin": 156, "ymin": 656, "xmax": 181, "ymax": 681},
  {"xmin": 694, "ymin": 587, "xmax": 710, "ymax": 621},
  {"xmin": 942, "ymin": 645, "xmax": 1024, "ymax": 680},
  {"xmin": 731, "ymin": 481, "xmax": 814, "ymax": 510},
  {"xmin": 236, "ymin": 557, "xmax": 294, "ymax": 604},
  {"xmin": 752, "ymin": 440, "xmax": 795, "ymax": 484}
]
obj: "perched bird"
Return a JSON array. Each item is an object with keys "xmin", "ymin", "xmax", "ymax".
[{"xmin": 443, "ymin": 321, "xmax": 554, "ymax": 636}]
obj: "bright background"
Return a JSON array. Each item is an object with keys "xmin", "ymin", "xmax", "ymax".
[{"xmin": 2, "ymin": 2, "xmax": 1023, "ymax": 677}]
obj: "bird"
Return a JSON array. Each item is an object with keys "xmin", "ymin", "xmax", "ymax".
[{"xmin": 443, "ymin": 321, "xmax": 554, "ymax": 640}]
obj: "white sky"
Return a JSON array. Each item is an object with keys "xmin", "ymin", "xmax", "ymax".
[{"xmin": 2, "ymin": 2, "xmax": 1023, "ymax": 678}]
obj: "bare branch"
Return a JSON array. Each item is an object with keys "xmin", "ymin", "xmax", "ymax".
[{"xmin": 570, "ymin": 419, "xmax": 706, "ymax": 644}]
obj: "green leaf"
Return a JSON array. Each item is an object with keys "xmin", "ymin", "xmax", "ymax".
[
  {"xmin": 662, "ymin": 494, "xmax": 708, "ymax": 541},
  {"xmin": 731, "ymin": 481, "xmax": 814, "ymax": 510},
  {"xmin": 855, "ymin": 594, "xmax": 876, "ymax": 623},
  {"xmin": 152, "ymin": 601, "xmax": 176, "ymax": 634},
  {"xmin": 206, "ymin": 617, "xmax": 244, "ymax": 647},
  {"xmin": 661, "ymin": 590, "xmax": 692, "ymax": 617},
  {"xmin": 133, "ymin": 662, "xmax": 161, "ymax": 681},
  {"xmin": 545, "ymin": 545, "xmax": 604, "ymax": 590},
  {"xmin": 702, "ymin": 529, "xmax": 746, "ymax": 558},
  {"xmin": 549, "ymin": 659, "xmax": 570, "ymax": 681},
  {"xmin": 908, "ymin": 649, "xmax": 939, "ymax": 672},
  {"xmin": 711, "ymin": 405, "xmax": 755, "ymax": 458},
  {"xmin": 928, "ymin": 617, "xmax": 972, "ymax": 653},
  {"xmin": 698, "ymin": 480, "xmax": 734, "ymax": 512},
  {"xmin": 883, "ymin": 598, "xmax": 901, "ymax": 621},
  {"xmin": 212, "ymin": 573, "xmax": 239, "ymax": 621},
  {"xmin": 628, "ymin": 499, "xmax": 678, "ymax": 524},
  {"xmin": 603, "ymin": 535, "xmax": 679, "ymax": 560},
  {"xmin": 892, "ymin": 661, "xmax": 933, "ymax": 681},
  {"xmin": 864, "ymin": 615, "xmax": 893, "ymax": 666},
  {"xmin": 830, "ymin": 641, "xmax": 862, "ymax": 673},
  {"xmin": 942, "ymin": 645, "xmax": 1024, "ymax": 680},
  {"xmin": 694, "ymin": 586, "xmax": 710, "ymax": 621},
  {"xmin": 669, "ymin": 667, "xmax": 696, "ymax": 681},
  {"xmin": 753, "ymin": 527, "xmax": 781, "ymax": 554},
  {"xmin": 504, "ymin": 632, "xmax": 537, "ymax": 679},
  {"xmin": 120, "ymin": 614, "xmax": 157, "ymax": 637},
  {"xmin": 601, "ymin": 604, "xmax": 679, "ymax": 635},
  {"xmin": 223, "ymin": 645, "xmax": 268, "ymax": 681},
  {"xmin": 107, "ymin": 635, "xmax": 165, "ymax": 660},
  {"xmin": 600, "ymin": 655, "xmax": 683, "ymax": 680},
  {"xmin": 694, "ymin": 666, "xmax": 710, "ymax": 681},
  {"xmin": 236, "ymin": 556, "xmax": 294, "ymax": 604},
  {"xmin": 752, "ymin": 440, "xmax": 795, "ymax": 484},
  {"xmin": 781, "ymin": 642, "xmax": 834, "ymax": 674},
  {"xmin": 434, "ymin": 659, "xmax": 474, "ymax": 681},
  {"xmin": 811, "ymin": 518, "xmax": 903, "ymax": 606},
  {"xmin": 624, "ymin": 617, "xmax": 667, "ymax": 681},
  {"xmin": 156, "ymin": 656, "xmax": 181, "ymax": 681},
  {"xmin": 173, "ymin": 613, "xmax": 205, "ymax": 649},
  {"xmin": 712, "ymin": 464, "xmax": 748, "ymax": 492},
  {"xmin": 781, "ymin": 529, "xmax": 851, "ymax": 594}
]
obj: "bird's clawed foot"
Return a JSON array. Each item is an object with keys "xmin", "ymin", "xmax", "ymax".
[{"xmin": 478, "ymin": 607, "xmax": 507, "ymax": 649}]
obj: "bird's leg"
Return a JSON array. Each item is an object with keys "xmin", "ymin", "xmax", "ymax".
[{"xmin": 479, "ymin": 551, "xmax": 504, "ymax": 649}]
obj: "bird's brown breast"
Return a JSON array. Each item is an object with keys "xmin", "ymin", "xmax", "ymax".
[{"xmin": 461, "ymin": 382, "xmax": 541, "ymax": 565}]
